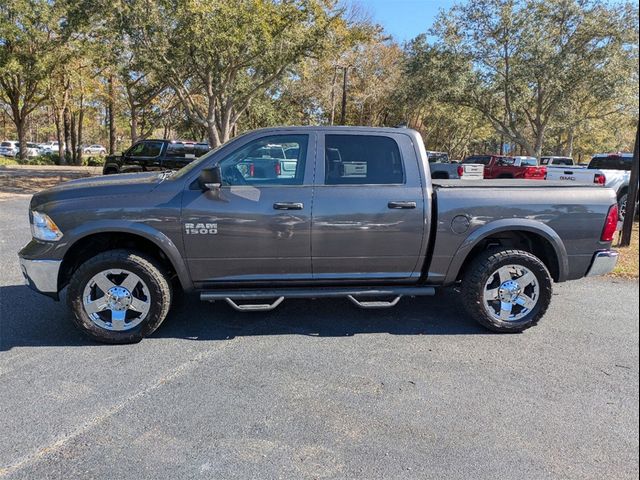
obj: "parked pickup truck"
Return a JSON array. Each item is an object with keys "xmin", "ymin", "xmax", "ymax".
[
  {"xmin": 540, "ymin": 156, "xmax": 575, "ymax": 167},
  {"xmin": 546, "ymin": 153, "xmax": 634, "ymax": 220},
  {"xmin": 463, "ymin": 154, "xmax": 546, "ymax": 180},
  {"xmin": 103, "ymin": 139, "xmax": 211, "ymax": 175},
  {"xmin": 427, "ymin": 151, "xmax": 484, "ymax": 180},
  {"xmin": 19, "ymin": 127, "xmax": 619, "ymax": 343}
]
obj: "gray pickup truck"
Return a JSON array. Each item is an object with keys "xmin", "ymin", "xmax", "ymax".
[{"xmin": 19, "ymin": 127, "xmax": 620, "ymax": 343}]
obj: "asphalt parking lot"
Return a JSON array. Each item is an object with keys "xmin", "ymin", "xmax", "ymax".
[{"xmin": 0, "ymin": 193, "xmax": 638, "ymax": 479}]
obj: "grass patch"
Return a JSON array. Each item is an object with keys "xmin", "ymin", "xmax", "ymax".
[
  {"xmin": 0, "ymin": 157, "xmax": 19, "ymax": 166},
  {"xmin": 611, "ymin": 222, "xmax": 639, "ymax": 279}
]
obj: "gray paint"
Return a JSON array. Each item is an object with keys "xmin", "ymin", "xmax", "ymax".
[{"xmin": 19, "ymin": 126, "xmax": 618, "ymax": 297}]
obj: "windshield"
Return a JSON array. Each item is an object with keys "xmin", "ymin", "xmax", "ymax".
[{"xmin": 427, "ymin": 152, "xmax": 449, "ymax": 163}]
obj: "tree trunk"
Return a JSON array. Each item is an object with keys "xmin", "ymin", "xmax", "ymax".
[
  {"xmin": 108, "ymin": 75, "xmax": 116, "ymax": 154},
  {"xmin": 63, "ymin": 107, "xmax": 72, "ymax": 163},
  {"xmin": 77, "ymin": 94, "xmax": 84, "ymax": 165},
  {"xmin": 130, "ymin": 104, "xmax": 138, "ymax": 145},
  {"xmin": 566, "ymin": 129, "xmax": 574, "ymax": 157},
  {"xmin": 70, "ymin": 112, "xmax": 78, "ymax": 165},
  {"xmin": 55, "ymin": 110, "xmax": 64, "ymax": 165},
  {"xmin": 16, "ymin": 118, "xmax": 26, "ymax": 161}
]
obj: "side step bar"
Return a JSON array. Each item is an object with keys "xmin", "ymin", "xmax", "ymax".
[{"xmin": 200, "ymin": 286, "xmax": 436, "ymax": 311}]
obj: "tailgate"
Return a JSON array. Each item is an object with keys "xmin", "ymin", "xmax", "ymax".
[
  {"xmin": 461, "ymin": 163, "xmax": 484, "ymax": 179},
  {"xmin": 546, "ymin": 167, "xmax": 595, "ymax": 184}
]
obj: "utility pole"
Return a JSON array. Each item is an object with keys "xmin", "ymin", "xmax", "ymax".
[
  {"xmin": 340, "ymin": 65, "xmax": 350, "ymax": 125},
  {"xmin": 619, "ymin": 121, "xmax": 639, "ymax": 247}
]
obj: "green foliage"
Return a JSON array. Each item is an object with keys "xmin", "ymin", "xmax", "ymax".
[
  {"xmin": 0, "ymin": 0, "xmax": 637, "ymax": 159},
  {"xmin": 116, "ymin": 0, "xmax": 338, "ymax": 145},
  {"xmin": 0, "ymin": 157, "xmax": 19, "ymax": 166},
  {"xmin": 428, "ymin": 0, "xmax": 639, "ymax": 156}
]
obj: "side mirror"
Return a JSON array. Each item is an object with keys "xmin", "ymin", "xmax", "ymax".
[{"xmin": 199, "ymin": 165, "xmax": 222, "ymax": 190}]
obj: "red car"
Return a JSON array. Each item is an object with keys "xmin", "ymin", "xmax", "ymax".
[{"xmin": 463, "ymin": 155, "xmax": 546, "ymax": 180}]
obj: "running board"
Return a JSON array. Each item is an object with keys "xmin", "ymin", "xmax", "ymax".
[
  {"xmin": 347, "ymin": 295, "xmax": 402, "ymax": 309},
  {"xmin": 225, "ymin": 297, "xmax": 284, "ymax": 312},
  {"xmin": 200, "ymin": 286, "xmax": 436, "ymax": 308}
]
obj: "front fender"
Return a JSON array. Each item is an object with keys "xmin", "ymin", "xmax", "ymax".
[
  {"xmin": 443, "ymin": 218, "xmax": 569, "ymax": 284},
  {"xmin": 19, "ymin": 220, "xmax": 192, "ymax": 292},
  {"xmin": 67, "ymin": 221, "xmax": 192, "ymax": 291}
]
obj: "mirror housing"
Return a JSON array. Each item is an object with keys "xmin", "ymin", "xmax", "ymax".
[{"xmin": 199, "ymin": 165, "xmax": 222, "ymax": 190}]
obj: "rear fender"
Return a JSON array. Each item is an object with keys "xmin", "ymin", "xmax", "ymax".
[{"xmin": 444, "ymin": 218, "xmax": 569, "ymax": 284}]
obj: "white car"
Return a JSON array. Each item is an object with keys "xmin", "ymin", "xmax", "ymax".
[
  {"xmin": 39, "ymin": 141, "xmax": 65, "ymax": 155},
  {"xmin": 83, "ymin": 144, "xmax": 107, "ymax": 155},
  {"xmin": 20, "ymin": 142, "xmax": 43, "ymax": 158},
  {"xmin": 0, "ymin": 140, "xmax": 19, "ymax": 157}
]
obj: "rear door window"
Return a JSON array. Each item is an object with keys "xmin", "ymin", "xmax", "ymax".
[{"xmin": 324, "ymin": 135, "xmax": 404, "ymax": 185}]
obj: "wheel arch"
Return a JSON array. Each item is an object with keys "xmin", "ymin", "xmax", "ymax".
[
  {"xmin": 444, "ymin": 219, "xmax": 568, "ymax": 284},
  {"xmin": 58, "ymin": 225, "xmax": 193, "ymax": 293}
]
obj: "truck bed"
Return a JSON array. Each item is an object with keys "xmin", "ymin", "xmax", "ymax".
[
  {"xmin": 427, "ymin": 179, "xmax": 617, "ymax": 285},
  {"xmin": 433, "ymin": 179, "xmax": 599, "ymax": 188}
]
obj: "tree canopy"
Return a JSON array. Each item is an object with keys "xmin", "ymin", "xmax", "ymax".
[{"xmin": 0, "ymin": 0, "xmax": 637, "ymax": 161}]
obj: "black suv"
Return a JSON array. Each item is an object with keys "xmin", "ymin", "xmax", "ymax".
[{"xmin": 103, "ymin": 139, "xmax": 210, "ymax": 175}]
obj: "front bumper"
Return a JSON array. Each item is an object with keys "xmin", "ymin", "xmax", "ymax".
[
  {"xmin": 586, "ymin": 250, "xmax": 619, "ymax": 277},
  {"xmin": 19, "ymin": 257, "xmax": 61, "ymax": 294}
]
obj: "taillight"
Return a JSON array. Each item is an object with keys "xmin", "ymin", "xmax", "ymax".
[
  {"xmin": 457, "ymin": 165, "xmax": 464, "ymax": 177},
  {"xmin": 275, "ymin": 163, "xmax": 281, "ymax": 176},
  {"xmin": 601, "ymin": 204, "xmax": 619, "ymax": 242},
  {"xmin": 524, "ymin": 166, "xmax": 541, "ymax": 178},
  {"xmin": 249, "ymin": 164, "xmax": 255, "ymax": 177},
  {"xmin": 594, "ymin": 173, "xmax": 606, "ymax": 185}
]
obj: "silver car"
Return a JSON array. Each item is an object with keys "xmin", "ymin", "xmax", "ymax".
[{"xmin": 83, "ymin": 144, "xmax": 107, "ymax": 155}]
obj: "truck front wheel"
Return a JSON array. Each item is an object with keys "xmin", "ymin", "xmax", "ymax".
[
  {"xmin": 67, "ymin": 250, "xmax": 172, "ymax": 343},
  {"xmin": 461, "ymin": 249, "xmax": 552, "ymax": 333}
]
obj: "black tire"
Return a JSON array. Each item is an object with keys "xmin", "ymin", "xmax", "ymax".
[
  {"xmin": 67, "ymin": 249, "xmax": 172, "ymax": 343},
  {"xmin": 461, "ymin": 248, "xmax": 552, "ymax": 333}
]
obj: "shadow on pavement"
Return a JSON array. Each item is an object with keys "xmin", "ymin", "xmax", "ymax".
[{"xmin": 0, "ymin": 283, "xmax": 489, "ymax": 350}]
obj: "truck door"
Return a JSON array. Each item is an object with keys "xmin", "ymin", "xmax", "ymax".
[
  {"xmin": 311, "ymin": 132, "xmax": 426, "ymax": 281},
  {"xmin": 122, "ymin": 140, "xmax": 165, "ymax": 172},
  {"xmin": 180, "ymin": 133, "xmax": 315, "ymax": 285}
]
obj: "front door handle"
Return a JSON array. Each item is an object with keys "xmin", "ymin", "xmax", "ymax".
[
  {"xmin": 388, "ymin": 201, "xmax": 417, "ymax": 209},
  {"xmin": 273, "ymin": 202, "xmax": 304, "ymax": 210}
]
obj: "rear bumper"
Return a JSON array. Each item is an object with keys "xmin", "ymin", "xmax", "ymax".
[
  {"xmin": 586, "ymin": 250, "xmax": 619, "ymax": 277},
  {"xmin": 19, "ymin": 256, "xmax": 61, "ymax": 294}
]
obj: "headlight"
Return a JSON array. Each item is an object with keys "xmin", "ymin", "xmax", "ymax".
[{"xmin": 31, "ymin": 211, "xmax": 63, "ymax": 241}]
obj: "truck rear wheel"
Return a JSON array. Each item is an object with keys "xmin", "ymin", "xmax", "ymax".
[
  {"xmin": 461, "ymin": 249, "xmax": 552, "ymax": 333},
  {"xmin": 67, "ymin": 249, "xmax": 172, "ymax": 343}
]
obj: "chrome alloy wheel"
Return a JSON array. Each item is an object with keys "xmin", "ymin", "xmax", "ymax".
[
  {"xmin": 82, "ymin": 269, "xmax": 151, "ymax": 331},
  {"xmin": 483, "ymin": 264, "xmax": 540, "ymax": 322}
]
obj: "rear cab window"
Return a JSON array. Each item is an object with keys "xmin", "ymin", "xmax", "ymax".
[
  {"xmin": 463, "ymin": 156, "xmax": 491, "ymax": 165},
  {"xmin": 324, "ymin": 134, "xmax": 404, "ymax": 185},
  {"xmin": 588, "ymin": 155, "xmax": 632, "ymax": 171},
  {"xmin": 519, "ymin": 157, "xmax": 538, "ymax": 167}
]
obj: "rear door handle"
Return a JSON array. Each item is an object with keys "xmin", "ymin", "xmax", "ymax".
[
  {"xmin": 273, "ymin": 202, "xmax": 304, "ymax": 210},
  {"xmin": 388, "ymin": 201, "xmax": 417, "ymax": 209}
]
